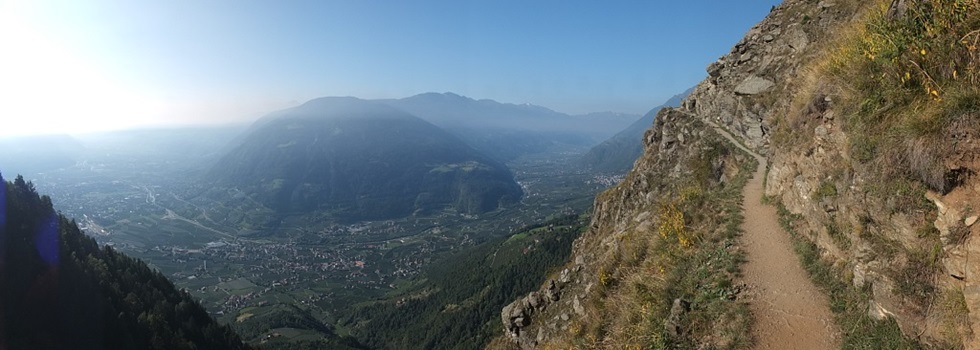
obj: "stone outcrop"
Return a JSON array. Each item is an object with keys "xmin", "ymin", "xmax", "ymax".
[
  {"xmin": 663, "ymin": 298, "xmax": 690, "ymax": 338},
  {"xmin": 684, "ymin": 0, "xmax": 980, "ymax": 347},
  {"xmin": 501, "ymin": 267, "xmax": 579, "ymax": 348},
  {"xmin": 494, "ymin": 107, "xmax": 749, "ymax": 348},
  {"xmin": 886, "ymin": 0, "xmax": 913, "ymax": 19},
  {"xmin": 733, "ymin": 76, "xmax": 776, "ymax": 95},
  {"xmin": 683, "ymin": 0, "xmax": 857, "ymax": 154},
  {"xmin": 494, "ymin": 1, "xmax": 852, "ymax": 348},
  {"xmin": 498, "ymin": 0, "xmax": 980, "ymax": 348}
]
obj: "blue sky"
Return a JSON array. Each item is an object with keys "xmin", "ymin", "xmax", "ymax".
[{"xmin": 0, "ymin": 0, "xmax": 780, "ymax": 135}]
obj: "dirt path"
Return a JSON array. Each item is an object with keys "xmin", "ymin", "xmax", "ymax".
[{"xmin": 709, "ymin": 123, "xmax": 839, "ymax": 349}]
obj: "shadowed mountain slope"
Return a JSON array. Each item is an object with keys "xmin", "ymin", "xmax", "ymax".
[
  {"xmin": 0, "ymin": 173, "xmax": 251, "ymax": 350},
  {"xmin": 209, "ymin": 97, "xmax": 522, "ymax": 222}
]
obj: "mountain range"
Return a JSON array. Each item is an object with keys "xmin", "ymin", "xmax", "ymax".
[
  {"xmin": 381, "ymin": 92, "xmax": 638, "ymax": 161},
  {"xmin": 208, "ymin": 97, "xmax": 524, "ymax": 222},
  {"xmin": 6, "ymin": 0, "xmax": 977, "ymax": 348},
  {"xmin": 580, "ymin": 88, "xmax": 693, "ymax": 173}
]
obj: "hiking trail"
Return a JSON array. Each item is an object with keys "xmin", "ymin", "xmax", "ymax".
[{"xmin": 711, "ymin": 122, "xmax": 840, "ymax": 349}]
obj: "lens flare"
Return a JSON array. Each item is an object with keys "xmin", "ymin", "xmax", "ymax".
[
  {"xmin": 35, "ymin": 214, "xmax": 59, "ymax": 266},
  {"xmin": 0, "ymin": 177, "xmax": 6, "ymax": 227},
  {"xmin": 0, "ymin": 179, "xmax": 6, "ymax": 260}
]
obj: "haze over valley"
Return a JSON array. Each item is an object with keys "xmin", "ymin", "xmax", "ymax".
[
  {"xmin": 7, "ymin": 0, "xmax": 976, "ymax": 349},
  {"xmin": 1, "ymin": 90, "xmax": 660, "ymax": 348}
]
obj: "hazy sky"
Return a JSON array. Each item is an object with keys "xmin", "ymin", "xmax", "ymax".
[{"xmin": 0, "ymin": 0, "xmax": 780, "ymax": 136}]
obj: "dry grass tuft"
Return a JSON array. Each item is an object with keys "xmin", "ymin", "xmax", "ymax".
[
  {"xmin": 777, "ymin": 0, "xmax": 980, "ymax": 196},
  {"xmin": 565, "ymin": 123, "xmax": 756, "ymax": 349},
  {"xmin": 937, "ymin": 286, "xmax": 971, "ymax": 345},
  {"xmin": 764, "ymin": 0, "xmax": 980, "ymax": 347}
]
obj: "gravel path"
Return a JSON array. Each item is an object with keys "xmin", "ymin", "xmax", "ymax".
[{"xmin": 710, "ymin": 122, "xmax": 840, "ymax": 349}]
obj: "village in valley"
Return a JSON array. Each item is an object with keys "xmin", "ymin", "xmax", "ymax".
[{"xmin": 28, "ymin": 146, "xmax": 611, "ymax": 323}]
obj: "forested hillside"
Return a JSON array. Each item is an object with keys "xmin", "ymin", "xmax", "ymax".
[
  {"xmin": 342, "ymin": 215, "xmax": 586, "ymax": 350},
  {"xmin": 494, "ymin": 0, "xmax": 980, "ymax": 348},
  {"xmin": 0, "ymin": 172, "xmax": 250, "ymax": 350}
]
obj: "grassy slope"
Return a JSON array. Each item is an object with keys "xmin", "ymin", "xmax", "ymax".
[
  {"xmin": 521, "ymin": 113, "xmax": 758, "ymax": 349},
  {"xmin": 769, "ymin": 0, "xmax": 980, "ymax": 347}
]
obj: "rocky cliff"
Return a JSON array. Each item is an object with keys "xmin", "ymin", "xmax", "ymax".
[
  {"xmin": 495, "ymin": 0, "xmax": 980, "ymax": 348},
  {"xmin": 684, "ymin": 0, "xmax": 860, "ymax": 154},
  {"xmin": 490, "ymin": 108, "xmax": 756, "ymax": 348},
  {"xmin": 580, "ymin": 88, "xmax": 692, "ymax": 174},
  {"xmin": 754, "ymin": 0, "xmax": 980, "ymax": 347}
]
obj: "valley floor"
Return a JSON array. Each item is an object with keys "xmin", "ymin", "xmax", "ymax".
[{"xmin": 710, "ymin": 122, "xmax": 840, "ymax": 349}]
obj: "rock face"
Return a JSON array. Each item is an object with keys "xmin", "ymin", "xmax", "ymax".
[
  {"xmin": 663, "ymin": 299, "xmax": 691, "ymax": 338},
  {"xmin": 682, "ymin": 0, "xmax": 855, "ymax": 153},
  {"xmin": 733, "ymin": 76, "xmax": 776, "ymax": 95},
  {"xmin": 502, "ymin": 276, "xmax": 569, "ymax": 348},
  {"xmin": 580, "ymin": 88, "xmax": 693, "ymax": 174},
  {"xmin": 762, "ymin": 98, "xmax": 980, "ymax": 346},
  {"xmin": 499, "ymin": 0, "xmax": 980, "ymax": 348},
  {"xmin": 886, "ymin": 0, "xmax": 912, "ymax": 19},
  {"xmin": 685, "ymin": 0, "xmax": 980, "ymax": 348},
  {"xmin": 495, "ymin": 108, "xmax": 750, "ymax": 348}
]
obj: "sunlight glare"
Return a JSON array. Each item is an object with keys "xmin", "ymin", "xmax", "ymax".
[{"xmin": 0, "ymin": 0, "xmax": 166, "ymax": 137}]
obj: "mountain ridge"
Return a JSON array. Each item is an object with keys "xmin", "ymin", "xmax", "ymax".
[
  {"xmin": 493, "ymin": 0, "xmax": 980, "ymax": 348},
  {"xmin": 208, "ymin": 97, "xmax": 523, "ymax": 223},
  {"xmin": 381, "ymin": 92, "xmax": 638, "ymax": 160},
  {"xmin": 581, "ymin": 88, "xmax": 693, "ymax": 173}
]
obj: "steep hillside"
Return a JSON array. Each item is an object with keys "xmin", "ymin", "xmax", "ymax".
[
  {"xmin": 581, "ymin": 88, "xmax": 692, "ymax": 174},
  {"xmin": 490, "ymin": 109, "xmax": 757, "ymax": 348},
  {"xmin": 688, "ymin": 0, "xmax": 980, "ymax": 347},
  {"xmin": 343, "ymin": 215, "xmax": 585, "ymax": 350},
  {"xmin": 495, "ymin": 0, "xmax": 980, "ymax": 348},
  {"xmin": 0, "ymin": 173, "xmax": 250, "ymax": 350},
  {"xmin": 383, "ymin": 93, "xmax": 637, "ymax": 161},
  {"xmin": 758, "ymin": 0, "xmax": 980, "ymax": 347},
  {"xmin": 209, "ymin": 97, "xmax": 522, "ymax": 222}
]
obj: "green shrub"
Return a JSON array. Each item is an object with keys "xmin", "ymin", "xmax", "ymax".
[{"xmin": 812, "ymin": 180, "xmax": 839, "ymax": 202}]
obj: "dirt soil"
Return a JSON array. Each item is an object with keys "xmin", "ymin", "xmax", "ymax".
[{"xmin": 712, "ymin": 123, "xmax": 840, "ymax": 349}]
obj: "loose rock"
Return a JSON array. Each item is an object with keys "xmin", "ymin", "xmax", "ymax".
[
  {"xmin": 707, "ymin": 60, "xmax": 726, "ymax": 78},
  {"xmin": 663, "ymin": 299, "xmax": 690, "ymax": 337},
  {"xmin": 966, "ymin": 216, "xmax": 978, "ymax": 227},
  {"xmin": 734, "ymin": 76, "xmax": 775, "ymax": 95}
]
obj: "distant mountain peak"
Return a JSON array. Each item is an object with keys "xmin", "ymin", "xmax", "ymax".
[
  {"xmin": 379, "ymin": 92, "xmax": 640, "ymax": 160},
  {"xmin": 210, "ymin": 99, "xmax": 523, "ymax": 222},
  {"xmin": 413, "ymin": 91, "xmax": 473, "ymax": 102},
  {"xmin": 300, "ymin": 95, "xmax": 362, "ymax": 106},
  {"xmin": 580, "ymin": 87, "xmax": 695, "ymax": 173}
]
